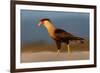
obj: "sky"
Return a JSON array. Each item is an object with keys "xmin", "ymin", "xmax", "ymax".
[{"xmin": 21, "ymin": 9, "xmax": 89, "ymax": 44}]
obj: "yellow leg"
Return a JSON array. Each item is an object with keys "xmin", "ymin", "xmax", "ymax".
[
  {"xmin": 67, "ymin": 44, "xmax": 71, "ymax": 54},
  {"xmin": 57, "ymin": 50, "xmax": 60, "ymax": 55}
]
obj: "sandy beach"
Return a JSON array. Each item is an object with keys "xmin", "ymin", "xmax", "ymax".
[
  {"xmin": 21, "ymin": 51, "xmax": 89, "ymax": 63},
  {"xmin": 21, "ymin": 40, "xmax": 89, "ymax": 63}
]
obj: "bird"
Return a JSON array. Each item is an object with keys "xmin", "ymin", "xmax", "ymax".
[{"xmin": 37, "ymin": 18, "xmax": 84, "ymax": 55}]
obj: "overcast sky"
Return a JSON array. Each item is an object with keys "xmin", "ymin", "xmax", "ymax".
[{"xmin": 21, "ymin": 9, "xmax": 89, "ymax": 44}]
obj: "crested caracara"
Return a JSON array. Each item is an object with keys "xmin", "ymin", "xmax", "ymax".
[{"xmin": 38, "ymin": 18, "xmax": 84, "ymax": 54}]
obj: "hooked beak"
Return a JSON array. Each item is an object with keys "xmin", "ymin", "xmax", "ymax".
[{"xmin": 38, "ymin": 22, "xmax": 41, "ymax": 26}]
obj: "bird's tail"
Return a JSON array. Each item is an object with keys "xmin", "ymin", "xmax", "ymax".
[
  {"xmin": 72, "ymin": 36, "xmax": 84, "ymax": 40},
  {"xmin": 71, "ymin": 37, "xmax": 84, "ymax": 43}
]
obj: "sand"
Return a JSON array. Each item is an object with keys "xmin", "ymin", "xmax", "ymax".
[
  {"xmin": 21, "ymin": 40, "xmax": 89, "ymax": 63},
  {"xmin": 21, "ymin": 51, "xmax": 89, "ymax": 63}
]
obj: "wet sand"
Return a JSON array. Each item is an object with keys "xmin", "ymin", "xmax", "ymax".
[
  {"xmin": 21, "ymin": 51, "xmax": 89, "ymax": 63},
  {"xmin": 21, "ymin": 40, "xmax": 89, "ymax": 63}
]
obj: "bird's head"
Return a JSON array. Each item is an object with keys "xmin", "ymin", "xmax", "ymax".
[{"xmin": 38, "ymin": 18, "xmax": 51, "ymax": 26}]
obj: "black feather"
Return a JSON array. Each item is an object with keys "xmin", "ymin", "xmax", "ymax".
[{"xmin": 53, "ymin": 28, "xmax": 84, "ymax": 42}]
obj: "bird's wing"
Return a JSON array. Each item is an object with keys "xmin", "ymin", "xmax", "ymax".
[
  {"xmin": 54, "ymin": 28, "xmax": 84, "ymax": 40},
  {"xmin": 54, "ymin": 28, "xmax": 74, "ymax": 39}
]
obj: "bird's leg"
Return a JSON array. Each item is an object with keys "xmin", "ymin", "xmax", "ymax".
[
  {"xmin": 66, "ymin": 41, "xmax": 71, "ymax": 54},
  {"xmin": 67, "ymin": 44, "xmax": 71, "ymax": 54},
  {"xmin": 55, "ymin": 41, "xmax": 61, "ymax": 55},
  {"xmin": 57, "ymin": 50, "xmax": 60, "ymax": 55}
]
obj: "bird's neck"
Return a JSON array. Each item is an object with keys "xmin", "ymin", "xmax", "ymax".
[{"xmin": 43, "ymin": 21, "xmax": 56, "ymax": 37}]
